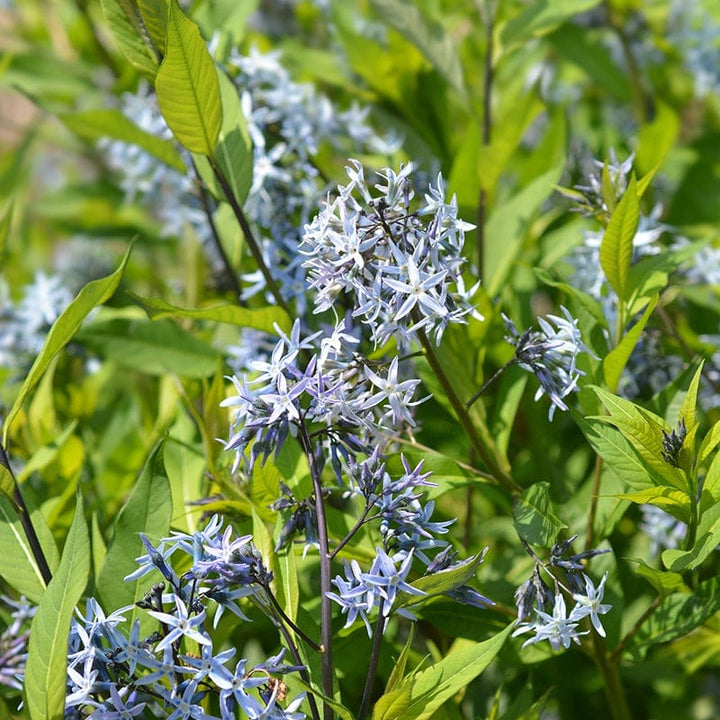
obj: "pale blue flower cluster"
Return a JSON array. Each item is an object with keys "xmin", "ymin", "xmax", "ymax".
[
  {"xmin": 301, "ymin": 161, "xmax": 481, "ymax": 347},
  {"xmin": 503, "ymin": 307, "xmax": 593, "ymax": 420},
  {"xmin": 63, "ymin": 516, "xmax": 307, "ymax": 719},
  {"xmin": 222, "ymin": 318, "xmax": 423, "ymax": 474},
  {"xmin": 226, "ymin": 46, "xmax": 400, "ymax": 312},
  {"xmin": 0, "ymin": 272, "xmax": 73, "ymax": 375},
  {"xmin": 0, "ymin": 595, "xmax": 34, "ymax": 691},
  {"xmin": 513, "ymin": 537, "xmax": 611, "ymax": 651}
]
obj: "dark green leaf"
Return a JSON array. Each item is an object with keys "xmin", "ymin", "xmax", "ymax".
[
  {"xmin": 513, "ymin": 482, "xmax": 566, "ymax": 547},
  {"xmin": 628, "ymin": 578, "xmax": 720, "ymax": 660}
]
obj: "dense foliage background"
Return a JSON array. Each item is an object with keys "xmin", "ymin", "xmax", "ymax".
[{"xmin": 1, "ymin": 1, "xmax": 720, "ymax": 719}]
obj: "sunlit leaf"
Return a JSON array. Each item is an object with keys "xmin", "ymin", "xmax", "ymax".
[
  {"xmin": 155, "ymin": 0, "xmax": 222, "ymax": 155},
  {"xmin": 24, "ymin": 496, "xmax": 89, "ymax": 720}
]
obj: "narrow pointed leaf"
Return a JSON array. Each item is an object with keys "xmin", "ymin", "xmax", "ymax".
[
  {"xmin": 2, "ymin": 245, "xmax": 132, "ymax": 447},
  {"xmin": 155, "ymin": 0, "xmax": 222, "ymax": 155},
  {"xmin": 600, "ymin": 174, "xmax": 639, "ymax": 302},
  {"xmin": 603, "ymin": 295, "xmax": 657, "ymax": 393},
  {"xmin": 392, "ymin": 625, "xmax": 513, "ymax": 720},
  {"xmin": 96, "ymin": 441, "xmax": 172, "ymax": 632},
  {"xmin": 24, "ymin": 497, "xmax": 89, "ymax": 720},
  {"xmin": 128, "ymin": 293, "xmax": 291, "ymax": 333},
  {"xmin": 100, "ymin": 0, "xmax": 159, "ymax": 80}
]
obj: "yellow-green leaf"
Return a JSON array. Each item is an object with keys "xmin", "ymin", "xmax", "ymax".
[
  {"xmin": 155, "ymin": 0, "xmax": 222, "ymax": 155},
  {"xmin": 100, "ymin": 0, "xmax": 159, "ymax": 80},
  {"xmin": 24, "ymin": 496, "xmax": 89, "ymax": 720},
  {"xmin": 600, "ymin": 174, "xmax": 639, "ymax": 302},
  {"xmin": 2, "ymin": 245, "xmax": 132, "ymax": 448}
]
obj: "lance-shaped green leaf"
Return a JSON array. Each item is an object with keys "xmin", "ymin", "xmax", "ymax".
[
  {"xmin": 501, "ymin": 0, "xmax": 600, "ymax": 48},
  {"xmin": 129, "ymin": 292, "xmax": 291, "ymax": 333},
  {"xmin": 96, "ymin": 441, "xmax": 172, "ymax": 632},
  {"xmin": 698, "ymin": 419, "xmax": 720, "ymax": 468},
  {"xmin": 388, "ymin": 625, "xmax": 513, "ymax": 720},
  {"xmin": 627, "ymin": 577, "xmax": 720, "ymax": 660},
  {"xmin": 677, "ymin": 360, "xmax": 704, "ymax": 469},
  {"xmin": 60, "ymin": 108, "xmax": 185, "ymax": 172},
  {"xmin": 629, "ymin": 559, "xmax": 687, "ymax": 598},
  {"xmin": 590, "ymin": 386, "xmax": 687, "ymax": 492},
  {"xmin": 0, "ymin": 200, "xmax": 12, "ymax": 265},
  {"xmin": 600, "ymin": 174, "xmax": 639, "ymax": 303},
  {"xmin": 24, "ymin": 496, "xmax": 89, "ymax": 720},
  {"xmin": 397, "ymin": 551, "xmax": 487, "ymax": 609},
  {"xmin": 514, "ymin": 482, "xmax": 566, "ymax": 547},
  {"xmin": 573, "ymin": 411, "xmax": 653, "ymax": 490},
  {"xmin": 77, "ymin": 316, "xmax": 220, "ymax": 378},
  {"xmin": 603, "ymin": 295, "xmax": 657, "ymax": 393},
  {"xmin": 618, "ymin": 487, "xmax": 691, "ymax": 524},
  {"xmin": 100, "ymin": 0, "xmax": 159, "ymax": 80},
  {"xmin": 662, "ymin": 502, "xmax": 720, "ymax": 573},
  {"xmin": 2, "ymin": 245, "xmax": 132, "ymax": 447},
  {"xmin": 155, "ymin": 0, "xmax": 222, "ymax": 155},
  {"xmin": 138, "ymin": 0, "xmax": 168, "ymax": 51}
]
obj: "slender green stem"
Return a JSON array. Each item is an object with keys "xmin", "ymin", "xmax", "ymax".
[
  {"xmin": 330, "ymin": 502, "xmax": 373, "ymax": 561},
  {"xmin": 466, "ymin": 359, "xmax": 513, "ymax": 409},
  {"xmin": 611, "ymin": 596, "xmax": 662, "ymax": 662},
  {"xmin": 191, "ymin": 158, "xmax": 245, "ymax": 304},
  {"xmin": 584, "ymin": 454, "xmax": 605, "ymax": 552},
  {"xmin": 414, "ymin": 325, "xmax": 519, "ymax": 494},
  {"xmin": 298, "ymin": 423, "xmax": 334, "ymax": 720},
  {"xmin": 208, "ymin": 158, "xmax": 291, "ymax": 316},
  {"xmin": 476, "ymin": 0, "xmax": 495, "ymax": 278},
  {"xmin": 262, "ymin": 583, "xmax": 324, "ymax": 653},
  {"xmin": 0, "ymin": 443, "xmax": 52, "ymax": 586},
  {"xmin": 592, "ymin": 632, "xmax": 633, "ymax": 720},
  {"xmin": 357, "ymin": 604, "xmax": 387, "ymax": 720}
]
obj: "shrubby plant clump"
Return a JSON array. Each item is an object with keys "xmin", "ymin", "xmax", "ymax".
[{"xmin": 1, "ymin": 1, "xmax": 720, "ymax": 719}]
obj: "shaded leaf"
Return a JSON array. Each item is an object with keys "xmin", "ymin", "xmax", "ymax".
[
  {"xmin": 513, "ymin": 482, "xmax": 566, "ymax": 547},
  {"xmin": 60, "ymin": 108, "xmax": 185, "ymax": 172},
  {"xmin": 100, "ymin": 0, "xmax": 159, "ymax": 80},
  {"xmin": 0, "ymin": 494, "xmax": 60, "ymax": 603}
]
